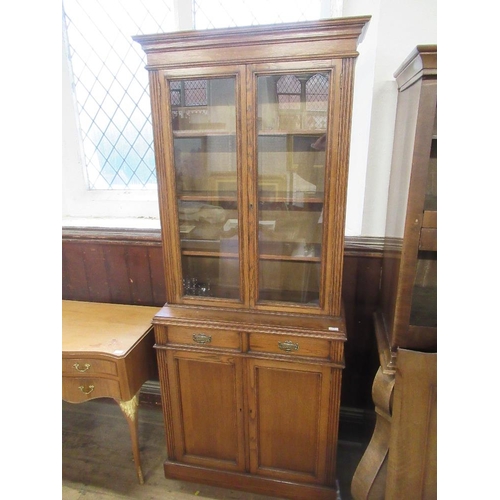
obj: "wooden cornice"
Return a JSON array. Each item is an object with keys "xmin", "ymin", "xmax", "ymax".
[
  {"xmin": 132, "ymin": 16, "xmax": 371, "ymax": 69},
  {"xmin": 133, "ymin": 16, "xmax": 371, "ymax": 53},
  {"xmin": 394, "ymin": 44, "xmax": 437, "ymax": 91}
]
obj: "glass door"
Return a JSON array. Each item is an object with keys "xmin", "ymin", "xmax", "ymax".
[
  {"xmin": 168, "ymin": 75, "xmax": 242, "ymax": 301},
  {"xmin": 255, "ymin": 71, "xmax": 330, "ymax": 307},
  {"xmin": 410, "ymin": 112, "xmax": 437, "ymax": 328}
]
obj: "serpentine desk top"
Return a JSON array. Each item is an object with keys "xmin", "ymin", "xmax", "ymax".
[{"xmin": 62, "ymin": 300, "xmax": 159, "ymax": 356}]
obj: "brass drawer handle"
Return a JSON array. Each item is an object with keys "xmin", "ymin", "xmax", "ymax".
[
  {"xmin": 73, "ymin": 363, "xmax": 91, "ymax": 372},
  {"xmin": 278, "ymin": 340, "xmax": 299, "ymax": 352},
  {"xmin": 78, "ymin": 384, "xmax": 95, "ymax": 395},
  {"xmin": 192, "ymin": 333, "xmax": 212, "ymax": 344}
]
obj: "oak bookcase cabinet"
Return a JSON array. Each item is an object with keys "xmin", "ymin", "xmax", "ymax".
[
  {"xmin": 375, "ymin": 45, "xmax": 437, "ymax": 372},
  {"xmin": 133, "ymin": 16, "xmax": 370, "ymax": 500},
  {"xmin": 351, "ymin": 45, "xmax": 437, "ymax": 499}
]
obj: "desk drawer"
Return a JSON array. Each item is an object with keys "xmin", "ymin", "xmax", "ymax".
[
  {"xmin": 62, "ymin": 376, "xmax": 121, "ymax": 402},
  {"xmin": 62, "ymin": 357, "xmax": 118, "ymax": 376},
  {"xmin": 166, "ymin": 326, "xmax": 241, "ymax": 350},
  {"xmin": 249, "ymin": 333, "xmax": 331, "ymax": 359}
]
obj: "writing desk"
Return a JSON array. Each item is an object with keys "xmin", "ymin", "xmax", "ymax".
[{"xmin": 62, "ymin": 300, "xmax": 158, "ymax": 484}]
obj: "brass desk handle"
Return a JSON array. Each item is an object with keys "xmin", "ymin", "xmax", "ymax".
[
  {"xmin": 78, "ymin": 384, "xmax": 95, "ymax": 395},
  {"xmin": 278, "ymin": 340, "xmax": 299, "ymax": 352},
  {"xmin": 73, "ymin": 363, "xmax": 91, "ymax": 372},
  {"xmin": 193, "ymin": 333, "xmax": 212, "ymax": 344}
]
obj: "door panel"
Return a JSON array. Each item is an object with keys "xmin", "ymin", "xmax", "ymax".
[
  {"xmin": 158, "ymin": 65, "xmax": 249, "ymax": 307},
  {"xmin": 245, "ymin": 60, "xmax": 343, "ymax": 315},
  {"xmin": 247, "ymin": 358, "xmax": 335, "ymax": 484},
  {"xmin": 166, "ymin": 350, "xmax": 246, "ymax": 471}
]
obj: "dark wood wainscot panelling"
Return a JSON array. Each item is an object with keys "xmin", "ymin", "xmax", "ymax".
[
  {"xmin": 342, "ymin": 238, "xmax": 385, "ymax": 414},
  {"xmin": 62, "ymin": 228, "xmax": 166, "ymax": 306},
  {"xmin": 62, "ymin": 228, "xmax": 382, "ymax": 422}
]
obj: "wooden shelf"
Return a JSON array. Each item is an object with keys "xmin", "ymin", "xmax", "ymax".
[
  {"xmin": 181, "ymin": 249, "xmax": 321, "ymax": 263},
  {"xmin": 173, "ymin": 130, "xmax": 327, "ymax": 137},
  {"xmin": 260, "ymin": 253, "xmax": 320, "ymax": 263},
  {"xmin": 182, "ymin": 250, "xmax": 238, "ymax": 259},
  {"xmin": 260, "ymin": 193, "xmax": 324, "ymax": 204},
  {"xmin": 177, "ymin": 192, "xmax": 324, "ymax": 204},
  {"xmin": 173, "ymin": 130, "xmax": 236, "ymax": 137},
  {"xmin": 258, "ymin": 129, "xmax": 326, "ymax": 136},
  {"xmin": 178, "ymin": 193, "xmax": 237, "ymax": 202}
]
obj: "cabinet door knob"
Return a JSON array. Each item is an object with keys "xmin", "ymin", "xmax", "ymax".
[
  {"xmin": 78, "ymin": 384, "xmax": 95, "ymax": 395},
  {"xmin": 192, "ymin": 333, "xmax": 212, "ymax": 344},
  {"xmin": 278, "ymin": 340, "xmax": 299, "ymax": 352},
  {"xmin": 73, "ymin": 363, "xmax": 91, "ymax": 372}
]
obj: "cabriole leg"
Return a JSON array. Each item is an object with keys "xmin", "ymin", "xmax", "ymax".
[{"xmin": 116, "ymin": 394, "xmax": 144, "ymax": 485}]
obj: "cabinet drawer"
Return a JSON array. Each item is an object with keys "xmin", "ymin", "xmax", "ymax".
[
  {"xmin": 167, "ymin": 326, "xmax": 241, "ymax": 350},
  {"xmin": 62, "ymin": 376, "xmax": 121, "ymax": 402},
  {"xmin": 62, "ymin": 357, "xmax": 118, "ymax": 376},
  {"xmin": 249, "ymin": 333, "xmax": 331, "ymax": 359}
]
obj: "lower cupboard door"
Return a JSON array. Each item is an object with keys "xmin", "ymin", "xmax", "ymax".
[
  {"xmin": 165, "ymin": 349, "xmax": 246, "ymax": 472},
  {"xmin": 247, "ymin": 358, "xmax": 339, "ymax": 485}
]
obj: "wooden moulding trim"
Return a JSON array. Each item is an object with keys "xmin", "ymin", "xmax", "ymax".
[
  {"xmin": 62, "ymin": 227, "xmax": 385, "ymax": 258},
  {"xmin": 344, "ymin": 236, "xmax": 385, "ymax": 257},
  {"xmin": 153, "ymin": 344, "xmax": 346, "ymax": 370},
  {"xmin": 62, "ymin": 226, "xmax": 162, "ymax": 246},
  {"xmin": 152, "ymin": 315, "xmax": 347, "ymax": 342},
  {"xmin": 153, "ymin": 303, "xmax": 345, "ymax": 331},
  {"xmin": 133, "ymin": 17, "xmax": 371, "ymax": 70},
  {"xmin": 154, "ymin": 349, "xmax": 176, "ymax": 458},
  {"xmin": 394, "ymin": 44, "xmax": 437, "ymax": 92},
  {"xmin": 132, "ymin": 16, "xmax": 371, "ymax": 55},
  {"xmin": 162, "ymin": 461, "xmax": 340, "ymax": 500},
  {"xmin": 325, "ymin": 368, "xmax": 342, "ymax": 483}
]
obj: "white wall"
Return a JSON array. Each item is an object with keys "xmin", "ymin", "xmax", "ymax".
[
  {"xmin": 343, "ymin": 0, "xmax": 437, "ymax": 236},
  {"xmin": 62, "ymin": 0, "xmax": 437, "ymax": 235}
]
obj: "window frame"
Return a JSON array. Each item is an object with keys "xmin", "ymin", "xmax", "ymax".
[
  {"xmin": 62, "ymin": 24, "xmax": 161, "ymax": 224},
  {"xmin": 62, "ymin": 0, "xmax": 342, "ymax": 227}
]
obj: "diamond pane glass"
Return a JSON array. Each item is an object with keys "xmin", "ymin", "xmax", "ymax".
[
  {"xmin": 63, "ymin": 0, "xmax": 175, "ymax": 189},
  {"xmin": 64, "ymin": 0, "xmax": 338, "ymax": 191}
]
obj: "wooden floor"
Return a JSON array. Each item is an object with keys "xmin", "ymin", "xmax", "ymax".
[{"xmin": 62, "ymin": 398, "xmax": 367, "ymax": 500}]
